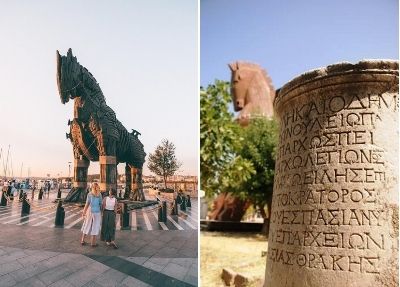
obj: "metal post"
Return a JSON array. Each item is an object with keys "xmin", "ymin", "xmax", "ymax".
[
  {"xmin": 162, "ymin": 201, "xmax": 167, "ymax": 223},
  {"xmin": 158, "ymin": 203, "xmax": 163, "ymax": 222},
  {"xmin": 55, "ymin": 201, "xmax": 65, "ymax": 226},
  {"xmin": 181, "ymin": 195, "xmax": 186, "ymax": 211},
  {"xmin": 171, "ymin": 199, "xmax": 178, "ymax": 216},
  {"xmin": 21, "ymin": 194, "xmax": 30, "ymax": 215},
  {"xmin": 120, "ymin": 202, "xmax": 130, "ymax": 230},
  {"xmin": 0, "ymin": 189, "xmax": 7, "ymax": 206}
]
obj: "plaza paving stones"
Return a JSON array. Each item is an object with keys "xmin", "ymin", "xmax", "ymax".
[
  {"xmin": 0, "ymin": 191, "xmax": 198, "ymax": 232},
  {"xmin": 0, "ymin": 191, "xmax": 198, "ymax": 286}
]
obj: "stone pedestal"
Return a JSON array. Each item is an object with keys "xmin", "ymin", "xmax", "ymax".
[
  {"xmin": 99, "ymin": 156, "xmax": 117, "ymax": 193},
  {"xmin": 265, "ymin": 60, "xmax": 398, "ymax": 287},
  {"xmin": 73, "ymin": 159, "xmax": 89, "ymax": 189}
]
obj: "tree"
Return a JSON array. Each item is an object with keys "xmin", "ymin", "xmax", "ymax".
[
  {"xmin": 234, "ymin": 118, "xmax": 278, "ymax": 224},
  {"xmin": 200, "ymin": 80, "xmax": 279, "ymax": 231},
  {"xmin": 148, "ymin": 139, "xmax": 181, "ymax": 189},
  {"xmin": 200, "ymin": 80, "xmax": 254, "ymax": 196}
]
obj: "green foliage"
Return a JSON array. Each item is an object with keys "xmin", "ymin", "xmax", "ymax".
[
  {"xmin": 147, "ymin": 139, "xmax": 181, "ymax": 188},
  {"xmin": 200, "ymin": 80, "xmax": 279, "ymax": 211},
  {"xmin": 200, "ymin": 81, "xmax": 254, "ymax": 196},
  {"xmin": 234, "ymin": 117, "xmax": 279, "ymax": 208}
]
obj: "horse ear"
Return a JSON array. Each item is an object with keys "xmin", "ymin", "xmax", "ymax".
[
  {"xmin": 228, "ymin": 62, "xmax": 239, "ymax": 71},
  {"xmin": 67, "ymin": 48, "xmax": 73, "ymax": 58}
]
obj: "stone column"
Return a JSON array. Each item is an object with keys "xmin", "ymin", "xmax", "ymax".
[
  {"xmin": 73, "ymin": 158, "xmax": 89, "ymax": 189},
  {"xmin": 99, "ymin": 156, "xmax": 117, "ymax": 193},
  {"xmin": 265, "ymin": 60, "xmax": 398, "ymax": 287}
]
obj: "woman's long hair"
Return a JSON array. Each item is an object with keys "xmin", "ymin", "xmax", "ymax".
[{"xmin": 91, "ymin": 182, "xmax": 100, "ymax": 196}]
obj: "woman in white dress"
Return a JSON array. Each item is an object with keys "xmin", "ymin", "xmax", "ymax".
[{"xmin": 81, "ymin": 182, "xmax": 102, "ymax": 247}]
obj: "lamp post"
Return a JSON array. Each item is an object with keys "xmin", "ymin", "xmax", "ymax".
[{"xmin": 68, "ymin": 162, "xmax": 72, "ymax": 188}]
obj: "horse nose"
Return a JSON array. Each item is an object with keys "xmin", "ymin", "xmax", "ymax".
[{"xmin": 235, "ymin": 100, "xmax": 243, "ymax": 111}]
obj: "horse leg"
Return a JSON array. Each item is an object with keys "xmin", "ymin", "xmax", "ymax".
[
  {"xmin": 73, "ymin": 156, "xmax": 90, "ymax": 200},
  {"xmin": 124, "ymin": 164, "xmax": 132, "ymax": 199},
  {"xmin": 129, "ymin": 166, "xmax": 138, "ymax": 201},
  {"xmin": 136, "ymin": 168, "xmax": 145, "ymax": 201},
  {"xmin": 99, "ymin": 139, "xmax": 117, "ymax": 195}
]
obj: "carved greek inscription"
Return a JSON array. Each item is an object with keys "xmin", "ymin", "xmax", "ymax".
[
  {"xmin": 268, "ymin": 248, "xmax": 380, "ymax": 274},
  {"xmin": 275, "ymin": 188, "xmax": 378, "ymax": 207},
  {"xmin": 271, "ymin": 209, "xmax": 386, "ymax": 226},
  {"xmin": 270, "ymin": 230, "xmax": 385, "ymax": 250},
  {"xmin": 270, "ymin": 92, "xmax": 396, "ymax": 274}
]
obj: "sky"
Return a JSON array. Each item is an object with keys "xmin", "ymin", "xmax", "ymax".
[
  {"xmin": 201, "ymin": 0, "xmax": 399, "ymax": 88},
  {"xmin": 0, "ymin": 0, "xmax": 198, "ymax": 178}
]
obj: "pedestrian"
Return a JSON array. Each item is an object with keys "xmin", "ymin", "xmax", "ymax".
[
  {"xmin": 81, "ymin": 182, "xmax": 102, "ymax": 247},
  {"xmin": 31, "ymin": 185, "xmax": 35, "ymax": 200},
  {"xmin": 100, "ymin": 189, "xmax": 119, "ymax": 249}
]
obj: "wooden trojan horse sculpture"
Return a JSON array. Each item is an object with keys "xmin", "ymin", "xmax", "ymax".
[
  {"xmin": 56, "ymin": 49, "xmax": 146, "ymax": 202},
  {"xmin": 209, "ymin": 61, "xmax": 275, "ymax": 221}
]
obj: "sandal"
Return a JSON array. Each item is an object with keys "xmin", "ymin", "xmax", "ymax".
[
  {"xmin": 91, "ymin": 243, "xmax": 98, "ymax": 247},
  {"xmin": 106, "ymin": 242, "xmax": 111, "ymax": 246},
  {"xmin": 111, "ymin": 242, "xmax": 118, "ymax": 249},
  {"xmin": 81, "ymin": 241, "xmax": 87, "ymax": 246}
]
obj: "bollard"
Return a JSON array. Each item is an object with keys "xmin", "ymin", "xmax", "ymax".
[
  {"xmin": 186, "ymin": 195, "xmax": 191, "ymax": 208},
  {"xmin": 1, "ymin": 190, "xmax": 7, "ymax": 206},
  {"xmin": 120, "ymin": 202, "xmax": 130, "ymax": 230},
  {"xmin": 21, "ymin": 194, "xmax": 30, "ymax": 215},
  {"xmin": 38, "ymin": 188, "xmax": 43, "ymax": 200},
  {"xmin": 171, "ymin": 199, "xmax": 178, "ymax": 215},
  {"xmin": 162, "ymin": 201, "xmax": 167, "ymax": 223},
  {"xmin": 180, "ymin": 196, "xmax": 186, "ymax": 212},
  {"xmin": 158, "ymin": 203, "xmax": 163, "ymax": 222},
  {"xmin": 55, "ymin": 201, "xmax": 65, "ymax": 226},
  {"xmin": 57, "ymin": 188, "xmax": 62, "ymax": 199}
]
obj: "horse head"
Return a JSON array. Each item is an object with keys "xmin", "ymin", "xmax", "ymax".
[
  {"xmin": 57, "ymin": 48, "xmax": 104, "ymax": 106},
  {"xmin": 228, "ymin": 61, "xmax": 275, "ymax": 125},
  {"xmin": 57, "ymin": 48, "xmax": 84, "ymax": 104}
]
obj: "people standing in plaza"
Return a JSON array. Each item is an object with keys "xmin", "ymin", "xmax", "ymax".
[
  {"xmin": 100, "ymin": 189, "xmax": 119, "ymax": 249},
  {"xmin": 81, "ymin": 182, "xmax": 102, "ymax": 247},
  {"xmin": 31, "ymin": 185, "xmax": 35, "ymax": 200}
]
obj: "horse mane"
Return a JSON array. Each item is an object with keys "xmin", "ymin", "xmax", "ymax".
[
  {"xmin": 65, "ymin": 49, "xmax": 106, "ymax": 104},
  {"xmin": 80, "ymin": 65, "xmax": 106, "ymax": 104},
  {"xmin": 229, "ymin": 61, "xmax": 275, "ymax": 96}
]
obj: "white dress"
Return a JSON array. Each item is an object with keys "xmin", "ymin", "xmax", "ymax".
[{"xmin": 81, "ymin": 193, "xmax": 102, "ymax": 236}]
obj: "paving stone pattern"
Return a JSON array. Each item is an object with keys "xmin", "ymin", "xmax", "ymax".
[{"xmin": 0, "ymin": 191, "xmax": 198, "ymax": 286}]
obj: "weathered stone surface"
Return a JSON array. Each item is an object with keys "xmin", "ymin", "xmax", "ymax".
[
  {"xmin": 222, "ymin": 268, "xmax": 237, "ymax": 286},
  {"xmin": 233, "ymin": 273, "xmax": 250, "ymax": 287},
  {"xmin": 265, "ymin": 60, "xmax": 399, "ymax": 286}
]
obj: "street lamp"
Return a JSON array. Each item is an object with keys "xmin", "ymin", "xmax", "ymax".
[{"xmin": 68, "ymin": 162, "xmax": 72, "ymax": 188}]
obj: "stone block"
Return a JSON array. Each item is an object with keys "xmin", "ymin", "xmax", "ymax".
[{"xmin": 221, "ymin": 268, "xmax": 236, "ymax": 286}]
